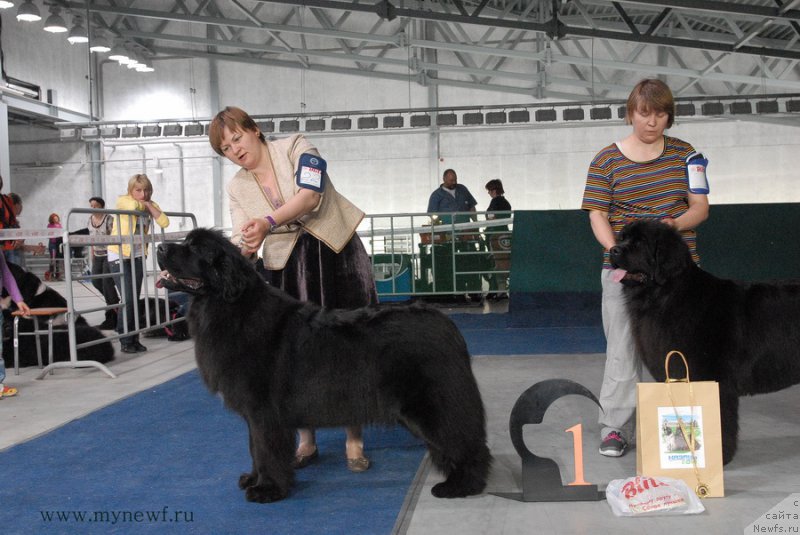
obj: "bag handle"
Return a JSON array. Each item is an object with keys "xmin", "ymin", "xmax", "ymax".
[
  {"xmin": 664, "ymin": 350, "xmax": 710, "ymax": 498},
  {"xmin": 664, "ymin": 350, "xmax": 690, "ymax": 383}
]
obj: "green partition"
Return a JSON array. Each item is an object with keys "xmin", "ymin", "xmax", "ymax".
[
  {"xmin": 700, "ymin": 203, "xmax": 800, "ymax": 281},
  {"xmin": 510, "ymin": 210, "xmax": 602, "ymax": 293},
  {"xmin": 509, "ymin": 203, "xmax": 800, "ymax": 296}
]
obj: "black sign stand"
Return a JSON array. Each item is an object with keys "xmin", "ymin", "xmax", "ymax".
[{"xmin": 492, "ymin": 378, "xmax": 606, "ymax": 502}]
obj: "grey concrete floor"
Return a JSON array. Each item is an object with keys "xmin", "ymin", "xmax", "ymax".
[{"xmin": 2, "ymin": 284, "xmax": 799, "ymax": 534}]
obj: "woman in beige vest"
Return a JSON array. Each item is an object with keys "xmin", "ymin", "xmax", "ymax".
[{"xmin": 209, "ymin": 106, "xmax": 377, "ymax": 473}]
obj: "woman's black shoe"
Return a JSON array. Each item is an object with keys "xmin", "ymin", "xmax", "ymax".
[{"xmin": 121, "ymin": 342, "xmax": 148, "ymax": 353}]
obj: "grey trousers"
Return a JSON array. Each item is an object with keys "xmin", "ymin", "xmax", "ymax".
[{"xmin": 598, "ymin": 268, "xmax": 642, "ymax": 439}]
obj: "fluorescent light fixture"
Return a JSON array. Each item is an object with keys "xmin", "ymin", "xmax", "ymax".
[
  {"xmin": 59, "ymin": 128, "xmax": 79, "ymax": 141},
  {"xmin": 435, "ymin": 113, "xmax": 457, "ymax": 126},
  {"xmin": 141, "ymin": 125, "xmax": 161, "ymax": 137},
  {"xmin": 534, "ymin": 109, "xmax": 556, "ymax": 122},
  {"xmin": 409, "ymin": 115, "xmax": 431, "ymax": 127},
  {"xmin": 357, "ymin": 117, "xmax": 378, "ymax": 129},
  {"xmin": 89, "ymin": 31, "xmax": 111, "ymax": 53},
  {"xmin": 563, "ymin": 108, "xmax": 585, "ymax": 121},
  {"xmin": 183, "ymin": 124, "xmax": 204, "ymax": 136},
  {"xmin": 462, "ymin": 112, "xmax": 484, "ymax": 125},
  {"xmin": 0, "ymin": 1, "xmax": 15, "ymax": 9},
  {"xmin": 589, "ymin": 107, "xmax": 612, "ymax": 120},
  {"xmin": 81, "ymin": 127, "xmax": 100, "ymax": 139},
  {"xmin": 255, "ymin": 120, "xmax": 274, "ymax": 133},
  {"xmin": 108, "ymin": 45, "xmax": 130, "ymax": 63},
  {"xmin": 120, "ymin": 126, "xmax": 141, "ymax": 138},
  {"xmin": 280, "ymin": 120, "xmax": 300, "ymax": 132},
  {"xmin": 99, "ymin": 126, "xmax": 120, "ymax": 138},
  {"xmin": 43, "ymin": 7, "xmax": 68, "ymax": 33},
  {"xmin": 161, "ymin": 124, "xmax": 182, "ymax": 137},
  {"xmin": 675, "ymin": 103, "xmax": 695, "ymax": 117},
  {"xmin": 729, "ymin": 101, "xmax": 752, "ymax": 114},
  {"xmin": 67, "ymin": 18, "xmax": 88, "ymax": 44},
  {"xmin": 755, "ymin": 101, "xmax": 779, "ymax": 114},
  {"xmin": 701, "ymin": 102, "xmax": 724, "ymax": 116},
  {"xmin": 486, "ymin": 111, "xmax": 506, "ymax": 124},
  {"xmin": 382, "ymin": 116, "xmax": 404, "ymax": 128},
  {"xmin": 16, "ymin": 0, "xmax": 40, "ymax": 22},
  {"xmin": 331, "ymin": 118, "xmax": 351, "ymax": 130},
  {"xmin": 508, "ymin": 110, "xmax": 530, "ymax": 123},
  {"xmin": 305, "ymin": 119, "xmax": 326, "ymax": 132}
]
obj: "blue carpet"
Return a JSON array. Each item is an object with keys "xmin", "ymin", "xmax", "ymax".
[
  {"xmin": 449, "ymin": 313, "xmax": 606, "ymax": 355},
  {"xmin": 0, "ymin": 371, "xmax": 425, "ymax": 534}
]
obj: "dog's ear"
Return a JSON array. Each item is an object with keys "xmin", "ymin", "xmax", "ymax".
[
  {"xmin": 652, "ymin": 228, "xmax": 692, "ymax": 285},
  {"xmin": 215, "ymin": 254, "xmax": 248, "ymax": 302}
]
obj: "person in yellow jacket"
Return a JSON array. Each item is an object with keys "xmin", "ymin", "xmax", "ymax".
[{"xmin": 107, "ymin": 174, "xmax": 169, "ymax": 354}]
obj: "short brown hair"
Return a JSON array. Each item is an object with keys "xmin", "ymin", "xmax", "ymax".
[
  {"xmin": 208, "ymin": 106, "xmax": 265, "ymax": 156},
  {"xmin": 626, "ymin": 79, "xmax": 675, "ymax": 128},
  {"xmin": 485, "ymin": 179, "xmax": 504, "ymax": 195}
]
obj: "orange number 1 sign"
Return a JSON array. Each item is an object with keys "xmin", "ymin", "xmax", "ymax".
[{"xmin": 565, "ymin": 423, "xmax": 590, "ymax": 486}]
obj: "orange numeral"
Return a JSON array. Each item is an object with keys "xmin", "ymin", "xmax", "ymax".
[{"xmin": 565, "ymin": 423, "xmax": 590, "ymax": 486}]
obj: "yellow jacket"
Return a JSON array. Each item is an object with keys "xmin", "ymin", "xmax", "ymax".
[{"xmin": 107, "ymin": 194, "xmax": 169, "ymax": 258}]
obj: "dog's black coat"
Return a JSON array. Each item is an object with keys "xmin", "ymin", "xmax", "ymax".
[
  {"xmin": 137, "ymin": 297, "xmax": 190, "ymax": 341},
  {"xmin": 2, "ymin": 263, "xmax": 114, "ymax": 368},
  {"xmin": 156, "ymin": 229, "xmax": 491, "ymax": 503},
  {"xmin": 610, "ymin": 220, "xmax": 800, "ymax": 463}
]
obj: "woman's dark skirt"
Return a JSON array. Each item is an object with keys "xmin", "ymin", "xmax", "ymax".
[{"xmin": 262, "ymin": 232, "xmax": 377, "ymax": 309}]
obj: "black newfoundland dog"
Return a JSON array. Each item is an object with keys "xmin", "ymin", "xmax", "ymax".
[
  {"xmin": 156, "ymin": 228, "xmax": 491, "ymax": 503},
  {"xmin": 2, "ymin": 263, "xmax": 114, "ymax": 369},
  {"xmin": 610, "ymin": 219, "xmax": 800, "ymax": 464}
]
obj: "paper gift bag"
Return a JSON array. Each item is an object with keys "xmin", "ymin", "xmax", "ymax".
[{"xmin": 636, "ymin": 351, "xmax": 725, "ymax": 498}]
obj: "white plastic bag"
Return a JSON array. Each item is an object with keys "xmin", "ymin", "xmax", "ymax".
[{"xmin": 606, "ymin": 476, "xmax": 706, "ymax": 517}]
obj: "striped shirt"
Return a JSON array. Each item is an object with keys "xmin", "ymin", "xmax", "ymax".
[{"xmin": 581, "ymin": 136, "xmax": 701, "ymax": 268}]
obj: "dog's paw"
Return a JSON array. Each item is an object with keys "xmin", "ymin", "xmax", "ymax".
[
  {"xmin": 245, "ymin": 483, "xmax": 288, "ymax": 503},
  {"xmin": 431, "ymin": 479, "xmax": 484, "ymax": 499},
  {"xmin": 238, "ymin": 472, "xmax": 256, "ymax": 490}
]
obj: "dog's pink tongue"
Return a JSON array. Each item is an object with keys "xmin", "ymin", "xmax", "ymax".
[{"xmin": 612, "ymin": 269, "xmax": 627, "ymax": 283}]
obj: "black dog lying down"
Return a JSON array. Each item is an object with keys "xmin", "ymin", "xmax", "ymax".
[
  {"xmin": 157, "ymin": 228, "xmax": 491, "ymax": 503},
  {"xmin": 2, "ymin": 263, "xmax": 114, "ymax": 369},
  {"xmin": 610, "ymin": 219, "xmax": 800, "ymax": 464}
]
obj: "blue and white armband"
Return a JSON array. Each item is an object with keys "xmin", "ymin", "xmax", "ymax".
[
  {"xmin": 686, "ymin": 152, "xmax": 710, "ymax": 194},
  {"xmin": 295, "ymin": 153, "xmax": 327, "ymax": 193}
]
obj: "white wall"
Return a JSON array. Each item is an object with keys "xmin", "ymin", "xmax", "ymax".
[{"xmin": 4, "ymin": 16, "xmax": 800, "ymax": 232}]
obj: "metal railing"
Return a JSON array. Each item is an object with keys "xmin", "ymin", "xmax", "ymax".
[
  {"xmin": 358, "ymin": 211, "xmax": 513, "ymax": 299},
  {"xmin": 2, "ymin": 208, "xmax": 198, "ymax": 379}
]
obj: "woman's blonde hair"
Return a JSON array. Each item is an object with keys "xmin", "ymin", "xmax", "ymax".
[
  {"xmin": 128, "ymin": 174, "xmax": 153, "ymax": 196},
  {"xmin": 208, "ymin": 106, "xmax": 265, "ymax": 156},
  {"xmin": 626, "ymin": 79, "xmax": 675, "ymax": 128}
]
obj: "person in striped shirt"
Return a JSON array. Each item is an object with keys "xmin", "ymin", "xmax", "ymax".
[{"xmin": 581, "ymin": 79, "xmax": 710, "ymax": 458}]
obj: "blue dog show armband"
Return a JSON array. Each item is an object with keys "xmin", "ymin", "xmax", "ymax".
[
  {"xmin": 296, "ymin": 153, "xmax": 327, "ymax": 193},
  {"xmin": 686, "ymin": 152, "xmax": 710, "ymax": 194}
]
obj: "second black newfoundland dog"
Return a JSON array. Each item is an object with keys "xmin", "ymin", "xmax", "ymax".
[
  {"xmin": 2, "ymin": 263, "xmax": 114, "ymax": 369},
  {"xmin": 156, "ymin": 228, "xmax": 491, "ymax": 503},
  {"xmin": 610, "ymin": 219, "xmax": 800, "ymax": 464}
]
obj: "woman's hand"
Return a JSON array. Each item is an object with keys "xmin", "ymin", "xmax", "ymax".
[
  {"xmin": 16, "ymin": 301, "xmax": 31, "ymax": 316},
  {"xmin": 240, "ymin": 218, "xmax": 270, "ymax": 252}
]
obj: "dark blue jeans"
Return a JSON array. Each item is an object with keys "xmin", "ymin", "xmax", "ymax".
[{"xmin": 110, "ymin": 257, "xmax": 144, "ymax": 347}]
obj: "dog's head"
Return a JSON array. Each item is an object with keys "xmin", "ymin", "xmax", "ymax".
[
  {"xmin": 157, "ymin": 228, "xmax": 258, "ymax": 302},
  {"xmin": 609, "ymin": 219, "xmax": 694, "ymax": 286}
]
